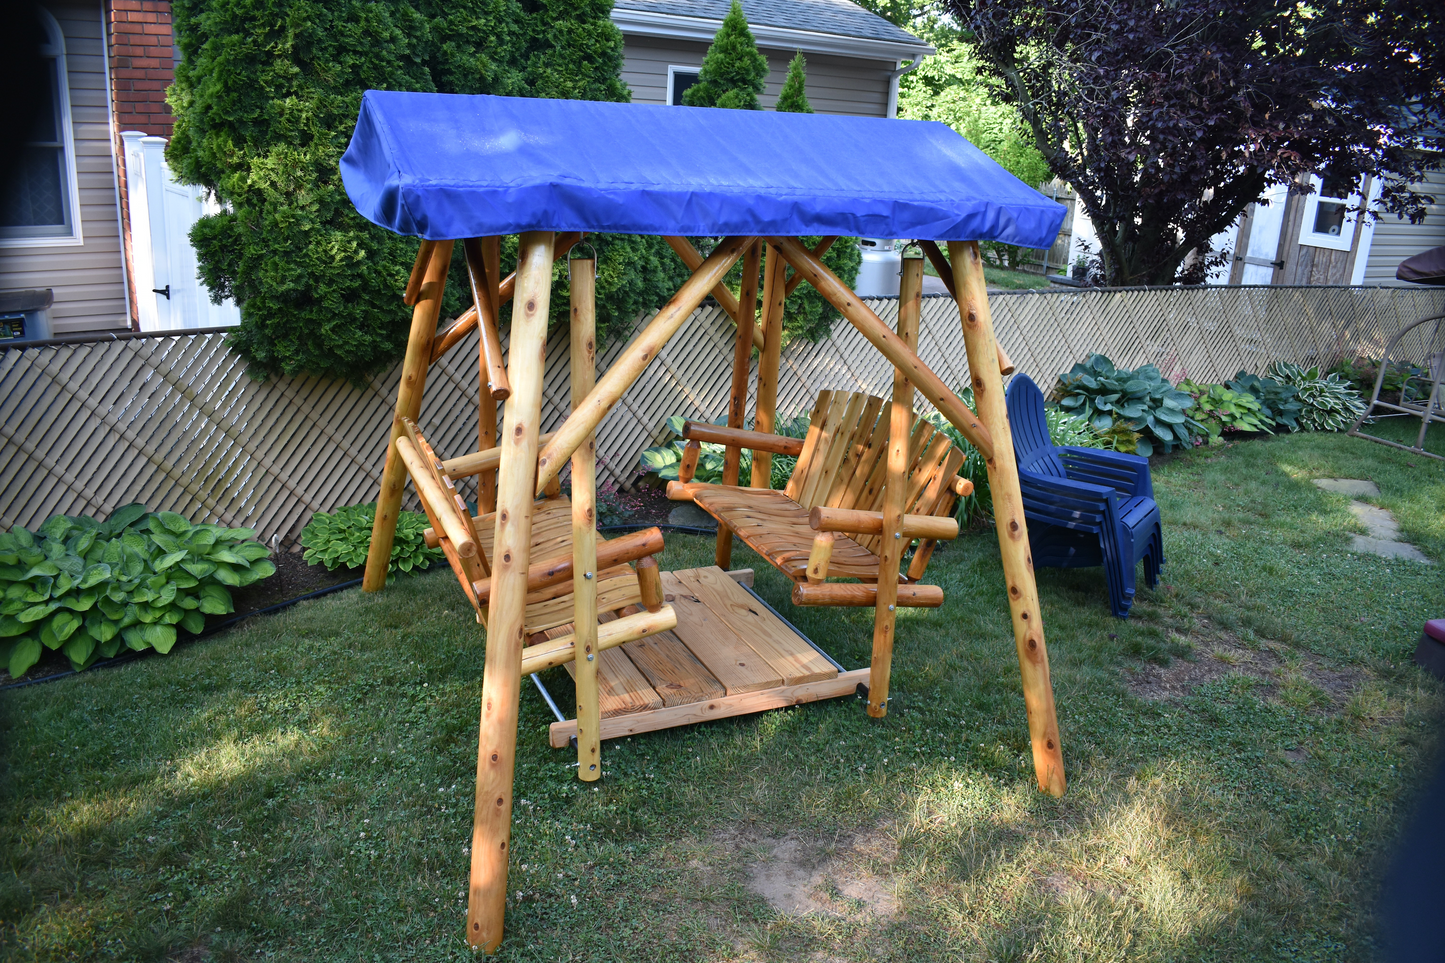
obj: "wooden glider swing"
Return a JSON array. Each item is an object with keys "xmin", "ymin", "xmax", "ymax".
[{"xmin": 342, "ymin": 91, "xmax": 1068, "ymax": 952}]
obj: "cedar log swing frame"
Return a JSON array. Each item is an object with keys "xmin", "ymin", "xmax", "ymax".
[{"xmin": 342, "ymin": 91, "xmax": 1067, "ymax": 952}]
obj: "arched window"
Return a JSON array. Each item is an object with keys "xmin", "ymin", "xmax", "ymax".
[{"xmin": 0, "ymin": 9, "xmax": 81, "ymax": 243}]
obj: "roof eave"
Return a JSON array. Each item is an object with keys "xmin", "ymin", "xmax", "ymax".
[{"xmin": 611, "ymin": 8, "xmax": 934, "ymax": 62}]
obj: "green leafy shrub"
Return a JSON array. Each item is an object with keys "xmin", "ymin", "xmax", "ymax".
[
  {"xmin": 639, "ymin": 414, "xmax": 809, "ymax": 490},
  {"xmin": 1055, "ymin": 354, "xmax": 1203, "ymax": 456},
  {"xmin": 1329, "ymin": 356, "xmax": 1430, "ymax": 403},
  {"xmin": 1264, "ymin": 362, "xmax": 1367, "ymax": 432},
  {"xmin": 0, "ymin": 505, "xmax": 275, "ymax": 679},
  {"xmin": 301, "ymin": 503, "xmax": 440, "ymax": 576},
  {"xmin": 1227, "ymin": 371, "xmax": 1303, "ymax": 431},
  {"xmin": 681, "ymin": 0, "xmax": 768, "ymax": 110},
  {"xmin": 168, "ymin": 0, "xmax": 680, "ymax": 382},
  {"xmin": 1179, "ymin": 380, "xmax": 1274, "ymax": 437}
]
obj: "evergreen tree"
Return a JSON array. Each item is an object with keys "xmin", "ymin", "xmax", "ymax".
[
  {"xmin": 168, "ymin": 0, "xmax": 684, "ymax": 381},
  {"xmin": 681, "ymin": 1, "xmax": 768, "ymax": 110},
  {"xmin": 774, "ymin": 52, "xmax": 813, "ymax": 113}
]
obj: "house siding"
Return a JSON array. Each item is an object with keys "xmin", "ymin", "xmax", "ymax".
[
  {"xmin": 622, "ymin": 36, "xmax": 893, "ymax": 117},
  {"xmin": 0, "ymin": 1, "xmax": 128, "ymax": 335},
  {"xmin": 1362, "ymin": 168, "xmax": 1445, "ymax": 285}
]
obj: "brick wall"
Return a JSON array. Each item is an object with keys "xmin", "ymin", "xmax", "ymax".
[
  {"xmin": 109, "ymin": 0, "xmax": 173, "ymax": 137},
  {"xmin": 107, "ymin": 0, "xmax": 174, "ymax": 329}
]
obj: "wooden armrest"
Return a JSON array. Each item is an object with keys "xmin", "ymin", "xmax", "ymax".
[
  {"xmin": 395, "ymin": 436, "xmax": 477, "ymax": 558},
  {"xmin": 809, "ymin": 506, "xmax": 959, "ymax": 541},
  {"xmin": 681, "ymin": 422, "xmax": 804, "ymax": 456},
  {"xmin": 471, "ymin": 527, "xmax": 665, "ymax": 603}
]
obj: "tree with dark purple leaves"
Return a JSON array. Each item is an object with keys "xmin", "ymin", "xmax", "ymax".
[{"xmin": 943, "ymin": 0, "xmax": 1444, "ymax": 286}]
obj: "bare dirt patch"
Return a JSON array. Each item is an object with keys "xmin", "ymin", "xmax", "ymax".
[
  {"xmin": 715, "ymin": 827, "xmax": 900, "ymax": 920},
  {"xmin": 1125, "ymin": 618, "xmax": 1367, "ymax": 708}
]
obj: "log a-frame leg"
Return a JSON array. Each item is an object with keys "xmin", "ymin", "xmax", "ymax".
[
  {"xmin": 362, "ymin": 240, "xmax": 454, "ymax": 591},
  {"xmin": 716, "ymin": 240, "xmax": 761, "ymax": 570},
  {"xmin": 866, "ymin": 255, "xmax": 923, "ymax": 717},
  {"xmin": 469, "ymin": 231, "xmax": 556, "ymax": 951},
  {"xmin": 768, "ymin": 235, "xmax": 1064, "ymax": 797},
  {"xmin": 569, "ymin": 254, "xmax": 602, "ymax": 781},
  {"xmin": 949, "ymin": 241, "xmax": 1066, "ymax": 798}
]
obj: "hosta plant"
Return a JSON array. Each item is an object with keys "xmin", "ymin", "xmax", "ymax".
[
  {"xmin": 1179, "ymin": 380, "xmax": 1274, "ymax": 437},
  {"xmin": 0, "ymin": 505, "xmax": 275, "ymax": 679},
  {"xmin": 639, "ymin": 414, "xmax": 809, "ymax": 491},
  {"xmin": 1227, "ymin": 371, "xmax": 1302, "ymax": 431},
  {"xmin": 301, "ymin": 503, "xmax": 440, "ymax": 576},
  {"xmin": 1055, "ymin": 354, "xmax": 1204, "ymax": 456},
  {"xmin": 1264, "ymin": 362, "xmax": 1367, "ymax": 432}
]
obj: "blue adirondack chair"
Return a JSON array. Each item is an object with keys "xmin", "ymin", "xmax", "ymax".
[{"xmin": 1005, "ymin": 374, "xmax": 1164, "ymax": 618}]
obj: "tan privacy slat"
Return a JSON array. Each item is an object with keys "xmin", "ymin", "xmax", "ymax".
[{"xmin": 2, "ymin": 288, "xmax": 1440, "ymax": 542}]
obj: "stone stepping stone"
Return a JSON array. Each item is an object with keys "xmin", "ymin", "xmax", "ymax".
[{"xmin": 1312, "ymin": 478, "xmax": 1433, "ymax": 563}]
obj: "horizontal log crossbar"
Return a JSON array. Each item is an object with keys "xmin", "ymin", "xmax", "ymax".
[
  {"xmin": 681, "ymin": 422, "xmax": 805, "ymax": 456},
  {"xmin": 519, "ymin": 606, "xmax": 678, "ymax": 676}
]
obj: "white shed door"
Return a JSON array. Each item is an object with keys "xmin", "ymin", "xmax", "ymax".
[{"xmin": 125, "ymin": 133, "xmax": 241, "ymax": 331}]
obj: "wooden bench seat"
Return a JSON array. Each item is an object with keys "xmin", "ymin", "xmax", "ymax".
[{"xmin": 670, "ymin": 389, "xmax": 972, "ymax": 605}]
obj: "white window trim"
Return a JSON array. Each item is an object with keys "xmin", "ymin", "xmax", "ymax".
[
  {"xmin": 1298, "ymin": 173, "xmax": 1360, "ymax": 253},
  {"xmin": 666, "ymin": 65, "xmax": 700, "ymax": 106},
  {"xmin": 0, "ymin": 8, "xmax": 85, "ymax": 249}
]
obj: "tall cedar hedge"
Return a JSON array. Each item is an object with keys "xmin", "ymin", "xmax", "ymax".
[{"xmin": 167, "ymin": 0, "xmax": 692, "ymax": 382}]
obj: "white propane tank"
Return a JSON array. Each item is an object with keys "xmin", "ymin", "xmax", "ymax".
[{"xmin": 854, "ymin": 238, "xmax": 901, "ymax": 297}]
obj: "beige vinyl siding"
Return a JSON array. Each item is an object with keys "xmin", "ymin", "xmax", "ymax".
[
  {"xmin": 622, "ymin": 36, "xmax": 893, "ymax": 117},
  {"xmin": 1362, "ymin": 169, "xmax": 1445, "ymax": 285},
  {"xmin": 0, "ymin": 2, "xmax": 127, "ymax": 334}
]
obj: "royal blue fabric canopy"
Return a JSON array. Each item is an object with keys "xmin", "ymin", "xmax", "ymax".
[{"xmin": 341, "ymin": 91, "xmax": 1066, "ymax": 248}]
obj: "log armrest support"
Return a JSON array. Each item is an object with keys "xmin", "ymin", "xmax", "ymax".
[
  {"xmin": 681, "ymin": 421, "xmax": 805, "ymax": 456},
  {"xmin": 809, "ymin": 506, "xmax": 959, "ymax": 541},
  {"xmin": 678, "ymin": 440, "xmax": 702, "ymax": 484}
]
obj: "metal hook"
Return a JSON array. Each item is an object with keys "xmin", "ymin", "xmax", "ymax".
[
  {"xmin": 901, "ymin": 240, "xmax": 925, "ymax": 259},
  {"xmin": 568, "ymin": 239, "xmax": 599, "ymax": 280}
]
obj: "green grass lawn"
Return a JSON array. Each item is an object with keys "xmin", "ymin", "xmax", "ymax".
[{"xmin": 2, "ymin": 421, "xmax": 1442, "ymax": 961}]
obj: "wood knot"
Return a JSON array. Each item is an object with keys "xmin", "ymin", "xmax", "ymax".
[
  {"xmin": 496, "ymin": 796, "xmax": 504, "ymax": 807},
  {"xmin": 1046, "ymin": 739, "xmax": 1055, "ymax": 751},
  {"xmin": 491, "ymin": 753, "xmax": 498, "ymax": 763},
  {"xmin": 514, "ymin": 424, "xmax": 524, "ymax": 437},
  {"xmin": 499, "ymin": 511, "xmax": 509, "ymax": 523},
  {"xmin": 967, "ymin": 310, "xmax": 978, "ymax": 325},
  {"xmin": 1021, "ymin": 611, "xmax": 1029, "ymax": 621},
  {"xmin": 1009, "ymin": 520, "xmax": 1020, "ymax": 533},
  {"xmin": 1009, "ymin": 585, "xmax": 1021, "ymax": 599},
  {"xmin": 502, "ymin": 553, "xmax": 511, "ymax": 563},
  {"xmin": 1028, "ymin": 638, "xmax": 1037, "ymax": 650},
  {"xmin": 525, "ymin": 299, "xmax": 536, "ymax": 312}
]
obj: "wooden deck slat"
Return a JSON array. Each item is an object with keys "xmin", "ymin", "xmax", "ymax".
[
  {"xmin": 670, "ymin": 567, "xmax": 836, "ymax": 685},
  {"xmin": 658, "ymin": 570, "xmax": 783, "ymax": 694},
  {"xmin": 564, "ymin": 644, "xmax": 665, "ymax": 717},
  {"xmin": 620, "ymin": 623, "xmax": 726, "ymax": 707}
]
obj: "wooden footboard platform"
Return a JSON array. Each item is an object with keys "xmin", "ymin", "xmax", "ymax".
[{"xmin": 540, "ymin": 566, "xmax": 865, "ymax": 747}]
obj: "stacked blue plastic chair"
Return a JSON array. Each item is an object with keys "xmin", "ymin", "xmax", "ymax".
[{"xmin": 1005, "ymin": 374, "xmax": 1164, "ymax": 618}]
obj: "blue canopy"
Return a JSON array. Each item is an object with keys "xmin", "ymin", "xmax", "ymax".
[{"xmin": 341, "ymin": 91, "xmax": 1066, "ymax": 248}]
